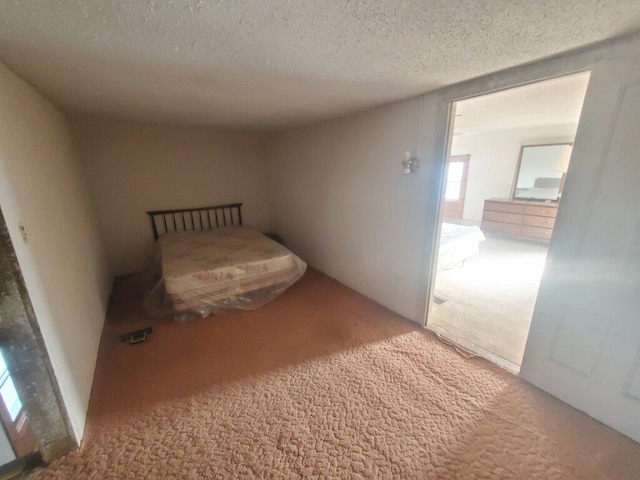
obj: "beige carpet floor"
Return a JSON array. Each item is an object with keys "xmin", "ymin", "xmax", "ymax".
[
  {"xmin": 430, "ymin": 237, "xmax": 548, "ymax": 368},
  {"xmin": 29, "ymin": 269, "xmax": 640, "ymax": 479}
]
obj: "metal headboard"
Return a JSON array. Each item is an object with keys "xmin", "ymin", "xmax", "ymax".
[{"xmin": 146, "ymin": 203, "xmax": 243, "ymax": 241}]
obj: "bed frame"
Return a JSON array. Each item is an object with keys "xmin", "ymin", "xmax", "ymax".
[{"xmin": 147, "ymin": 203, "xmax": 243, "ymax": 241}]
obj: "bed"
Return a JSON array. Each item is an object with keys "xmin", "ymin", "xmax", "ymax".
[
  {"xmin": 514, "ymin": 177, "xmax": 562, "ymax": 201},
  {"xmin": 438, "ymin": 222, "xmax": 486, "ymax": 271},
  {"xmin": 143, "ymin": 204, "xmax": 307, "ymax": 321}
]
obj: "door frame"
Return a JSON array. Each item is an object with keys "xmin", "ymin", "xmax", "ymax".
[
  {"xmin": 425, "ymin": 81, "xmax": 586, "ymax": 373},
  {"xmin": 0, "ymin": 207, "xmax": 76, "ymax": 462},
  {"xmin": 419, "ymin": 34, "xmax": 640, "ymax": 331}
]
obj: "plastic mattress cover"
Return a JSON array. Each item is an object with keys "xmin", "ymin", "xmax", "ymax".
[{"xmin": 143, "ymin": 227, "xmax": 307, "ymax": 322}]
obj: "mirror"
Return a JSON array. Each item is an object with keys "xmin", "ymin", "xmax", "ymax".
[{"xmin": 512, "ymin": 143, "xmax": 572, "ymax": 201}]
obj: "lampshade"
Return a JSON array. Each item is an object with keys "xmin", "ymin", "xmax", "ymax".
[{"xmin": 552, "ymin": 146, "xmax": 573, "ymax": 174}]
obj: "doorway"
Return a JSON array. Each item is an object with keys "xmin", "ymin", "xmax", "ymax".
[{"xmin": 427, "ymin": 72, "xmax": 590, "ymax": 372}]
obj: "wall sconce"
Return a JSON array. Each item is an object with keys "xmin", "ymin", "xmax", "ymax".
[{"xmin": 402, "ymin": 151, "xmax": 419, "ymax": 174}]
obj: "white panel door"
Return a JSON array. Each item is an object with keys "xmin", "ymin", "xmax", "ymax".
[{"xmin": 520, "ymin": 53, "xmax": 640, "ymax": 442}]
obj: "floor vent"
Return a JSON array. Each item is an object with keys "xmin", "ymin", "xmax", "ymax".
[{"xmin": 433, "ymin": 296, "xmax": 447, "ymax": 305}]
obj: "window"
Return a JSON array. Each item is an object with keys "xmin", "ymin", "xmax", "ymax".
[
  {"xmin": 445, "ymin": 162, "xmax": 465, "ymax": 201},
  {"xmin": 0, "ymin": 350, "xmax": 23, "ymax": 422}
]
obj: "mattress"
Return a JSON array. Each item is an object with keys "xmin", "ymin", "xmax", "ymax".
[
  {"xmin": 515, "ymin": 186, "xmax": 560, "ymax": 200},
  {"xmin": 438, "ymin": 223, "xmax": 486, "ymax": 271},
  {"xmin": 144, "ymin": 227, "xmax": 307, "ymax": 320}
]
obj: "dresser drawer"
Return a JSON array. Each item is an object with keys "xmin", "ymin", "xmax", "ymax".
[
  {"xmin": 524, "ymin": 205, "xmax": 557, "ymax": 218},
  {"xmin": 483, "ymin": 211, "xmax": 523, "ymax": 224},
  {"xmin": 521, "ymin": 225, "xmax": 553, "ymax": 240},
  {"xmin": 482, "ymin": 220, "xmax": 522, "ymax": 235},
  {"xmin": 484, "ymin": 201, "xmax": 525, "ymax": 214},
  {"xmin": 523, "ymin": 215, "xmax": 556, "ymax": 228}
]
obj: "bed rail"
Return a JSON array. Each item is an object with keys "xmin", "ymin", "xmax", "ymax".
[{"xmin": 147, "ymin": 203, "xmax": 243, "ymax": 241}]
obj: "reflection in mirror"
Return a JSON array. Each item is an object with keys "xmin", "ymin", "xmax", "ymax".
[{"xmin": 512, "ymin": 143, "xmax": 572, "ymax": 201}]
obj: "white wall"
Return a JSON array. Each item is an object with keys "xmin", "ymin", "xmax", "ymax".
[
  {"xmin": 73, "ymin": 117, "xmax": 272, "ymax": 276},
  {"xmin": 0, "ymin": 63, "xmax": 111, "ymax": 441},
  {"xmin": 450, "ymin": 124, "xmax": 577, "ymax": 222},
  {"xmin": 268, "ymin": 97, "xmax": 439, "ymax": 322},
  {"xmin": 267, "ymin": 98, "xmax": 578, "ymax": 325}
]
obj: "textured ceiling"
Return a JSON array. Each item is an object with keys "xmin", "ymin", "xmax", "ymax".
[
  {"xmin": 0, "ymin": 1, "xmax": 638, "ymax": 130},
  {"xmin": 454, "ymin": 72, "xmax": 591, "ymax": 136}
]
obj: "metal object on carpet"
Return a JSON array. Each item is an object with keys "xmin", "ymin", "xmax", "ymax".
[
  {"xmin": 433, "ymin": 296, "xmax": 447, "ymax": 305},
  {"xmin": 120, "ymin": 327, "xmax": 153, "ymax": 344}
]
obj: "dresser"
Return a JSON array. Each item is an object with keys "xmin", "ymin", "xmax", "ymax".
[{"xmin": 481, "ymin": 198, "xmax": 558, "ymax": 243}]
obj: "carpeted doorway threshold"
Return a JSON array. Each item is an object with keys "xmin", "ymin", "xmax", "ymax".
[{"xmin": 430, "ymin": 237, "xmax": 548, "ymax": 369}]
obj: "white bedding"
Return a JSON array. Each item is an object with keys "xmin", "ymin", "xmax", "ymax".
[{"xmin": 438, "ymin": 223, "xmax": 485, "ymax": 271}]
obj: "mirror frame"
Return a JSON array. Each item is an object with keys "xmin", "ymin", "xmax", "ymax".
[{"xmin": 510, "ymin": 142, "xmax": 572, "ymax": 202}]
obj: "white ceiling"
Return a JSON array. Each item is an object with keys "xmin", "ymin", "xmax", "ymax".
[
  {"xmin": 454, "ymin": 72, "xmax": 591, "ymax": 136},
  {"xmin": 0, "ymin": 1, "xmax": 638, "ymax": 131}
]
